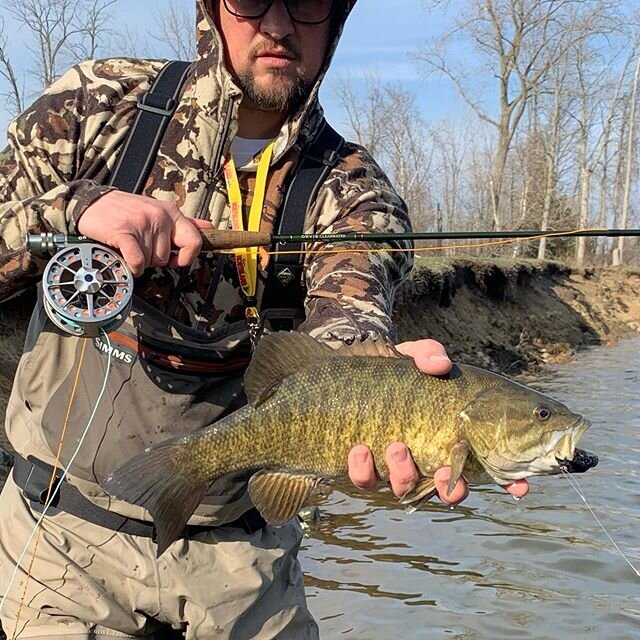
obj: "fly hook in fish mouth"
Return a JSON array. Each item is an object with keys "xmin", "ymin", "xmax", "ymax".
[{"xmin": 557, "ymin": 447, "xmax": 599, "ymax": 473}]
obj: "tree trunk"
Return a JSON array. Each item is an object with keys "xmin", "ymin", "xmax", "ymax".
[
  {"xmin": 615, "ymin": 55, "xmax": 640, "ymax": 265},
  {"xmin": 577, "ymin": 166, "xmax": 591, "ymax": 264}
]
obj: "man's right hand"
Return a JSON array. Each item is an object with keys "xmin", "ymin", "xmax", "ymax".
[{"xmin": 77, "ymin": 191, "xmax": 211, "ymax": 276}]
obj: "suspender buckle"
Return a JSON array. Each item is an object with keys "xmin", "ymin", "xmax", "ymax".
[
  {"xmin": 137, "ymin": 92, "xmax": 178, "ymax": 117},
  {"xmin": 20, "ymin": 456, "xmax": 63, "ymax": 507}
]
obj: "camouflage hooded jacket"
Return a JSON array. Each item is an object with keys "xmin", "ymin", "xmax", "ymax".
[{"xmin": 0, "ymin": 0, "xmax": 413, "ymax": 524}]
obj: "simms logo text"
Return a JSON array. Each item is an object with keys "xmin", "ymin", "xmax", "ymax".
[{"xmin": 93, "ymin": 337, "xmax": 136, "ymax": 364}]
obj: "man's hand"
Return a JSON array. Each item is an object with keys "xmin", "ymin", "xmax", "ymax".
[
  {"xmin": 77, "ymin": 191, "xmax": 212, "ymax": 276},
  {"xmin": 347, "ymin": 338, "xmax": 530, "ymax": 506}
]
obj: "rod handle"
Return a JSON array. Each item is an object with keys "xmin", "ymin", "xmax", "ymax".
[{"xmin": 199, "ymin": 229, "xmax": 272, "ymax": 251}]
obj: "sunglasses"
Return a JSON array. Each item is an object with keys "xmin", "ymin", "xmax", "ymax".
[{"xmin": 222, "ymin": 0, "xmax": 335, "ymax": 25}]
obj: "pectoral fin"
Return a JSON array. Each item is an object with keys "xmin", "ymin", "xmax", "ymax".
[
  {"xmin": 248, "ymin": 470, "xmax": 323, "ymax": 525},
  {"xmin": 399, "ymin": 477, "xmax": 437, "ymax": 508},
  {"xmin": 447, "ymin": 441, "xmax": 470, "ymax": 496}
]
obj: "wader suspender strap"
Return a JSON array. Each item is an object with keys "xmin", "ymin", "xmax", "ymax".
[
  {"xmin": 262, "ymin": 120, "xmax": 345, "ymax": 331},
  {"xmin": 109, "ymin": 60, "xmax": 192, "ymax": 192}
]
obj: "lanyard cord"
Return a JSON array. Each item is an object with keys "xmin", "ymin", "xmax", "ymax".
[{"xmin": 223, "ymin": 141, "xmax": 275, "ymax": 347}]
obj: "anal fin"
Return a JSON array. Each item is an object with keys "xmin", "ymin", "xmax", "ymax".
[
  {"xmin": 448, "ymin": 441, "xmax": 470, "ymax": 496},
  {"xmin": 248, "ymin": 470, "xmax": 323, "ymax": 525},
  {"xmin": 399, "ymin": 477, "xmax": 437, "ymax": 508}
]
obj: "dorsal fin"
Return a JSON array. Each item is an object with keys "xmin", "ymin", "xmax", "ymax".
[
  {"xmin": 335, "ymin": 337, "xmax": 403, "ymax": 359},
  {"xmin": 244, "ymin": 332, "xmax": 335, "ymax": 404}
]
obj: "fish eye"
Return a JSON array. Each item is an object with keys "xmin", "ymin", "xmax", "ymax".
[{"xmin": 534, "ymin": 405, "xmax": 552, "ymax": 421}]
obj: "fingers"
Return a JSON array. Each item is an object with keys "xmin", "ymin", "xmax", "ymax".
[
  {"xmin": 348, "ymin": 443, "xmax": 420, "ymax": 496},
  {"xmin": 347, "ymin": 445, "xmax": 377, "ymax": 490},
  {"xmin": 77, "ymin": 191, "xmax": 206, "ymax": 275},
  {"xmin": 116, "ymin": 233, "xmax": 146, "ymax": 277},
  {"xmin": 190, "ymin": 219, "xmax": 214, "ymax": 230},
  {"xmin": 433, "ymin": 466, "xmax": 469, "ymax": 505},
  {"xmin": 150, "ymin": 227, "xmax": 173, "ymax": 268},
  {"xmin": 501, "ymin": 478, "xmax": 529, "ymax": 498},
  {"xmin": 396, "ymin": 339, "xmax": 452, "ymax": 376},
  {"xmin": 170, "ymin": 215, "xmax": 204, "ymax": 267},
  {"xmin": 349, "ymin": 443, "xmax": 530, "ymax": 508},
  {"xmin": 349, "ymin": 444, "xmax": 471, "ymax": 506},
  {"xmin": 385, "ymin": 443, "xmax": 420, "ymax": 498}
]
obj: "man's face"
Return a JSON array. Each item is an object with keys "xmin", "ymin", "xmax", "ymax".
[{"xmin": 214, "ymin": 0, "xmax": 333, "ymax": 114}]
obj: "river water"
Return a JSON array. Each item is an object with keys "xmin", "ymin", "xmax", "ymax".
[{"xmin": 301, "ymin": 339, "xmax": 640, "ymax": 640}]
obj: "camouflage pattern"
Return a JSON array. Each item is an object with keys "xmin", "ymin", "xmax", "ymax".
[{"xmin": 0, "ymin": 0, "xmax": 413, "ymax": 524}]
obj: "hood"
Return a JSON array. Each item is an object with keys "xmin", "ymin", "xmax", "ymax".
[{"xmin": 192, "ymin": 0, "xmax": 357, "ymax": 162}]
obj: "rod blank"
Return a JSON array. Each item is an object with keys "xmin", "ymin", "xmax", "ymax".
[{"xmin": 30, "ymin": 228, "xmax": 640, "ymax": 254}]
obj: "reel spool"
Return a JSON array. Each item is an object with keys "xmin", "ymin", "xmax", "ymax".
[{"xmin": 40, "ymin": 241, "xmax": 133, "ymax": 337}]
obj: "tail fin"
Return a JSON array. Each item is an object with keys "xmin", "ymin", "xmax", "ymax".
[{"xmin": 101, "ymin": 440, "xmax": 208, "ymax": 556}]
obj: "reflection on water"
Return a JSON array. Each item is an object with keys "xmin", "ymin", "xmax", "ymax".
[{"xmin": 301, "ymin": 339, "xmax": 640, "ymax": 639}]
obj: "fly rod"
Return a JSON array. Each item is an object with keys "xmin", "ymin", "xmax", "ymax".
[
  {"xmin": 23, "ymin": 227, "xmax": 638, "ymax": 339},
  {"xmin": 25, "ymin": 228, "xmax": 640, "ymax": 254}
]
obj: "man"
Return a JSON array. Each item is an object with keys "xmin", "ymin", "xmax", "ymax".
[{"xmin": 0, "ymin": 1, "xmax": 528, "ymax": 638}]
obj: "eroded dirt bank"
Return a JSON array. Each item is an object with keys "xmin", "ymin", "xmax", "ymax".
[{"xmin": 395, "ymin": 258, "xmax": 640, "ymax": 374}]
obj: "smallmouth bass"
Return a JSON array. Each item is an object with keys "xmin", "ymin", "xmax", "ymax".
[{"xmin": 102, "ymin": 332, "xmax": 597, "ymax": 555}]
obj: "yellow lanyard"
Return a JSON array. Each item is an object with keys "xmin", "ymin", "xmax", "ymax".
[{"xmin": 223, "ymin": 140, "xmax": 275, "ymax": 333}]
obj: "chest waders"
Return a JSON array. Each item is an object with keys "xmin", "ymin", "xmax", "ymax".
[{"xmin": 13, "ymin": 60, "xmax": 345, "ymax": 540}]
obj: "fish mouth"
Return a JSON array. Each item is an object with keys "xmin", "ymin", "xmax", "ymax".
[
  {"xmin": 556, "ymin": 448, "xmax": 599, "ymax": 473},
  {"xmin": 552, "ymin": 418, "xmax": 597, "ymax": 473}
]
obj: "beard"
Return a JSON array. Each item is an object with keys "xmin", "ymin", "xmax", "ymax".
[
  {"xmin": 237, "ymin": 68, "xmax": 312, "ymax": 114},
  {"xmin": 237, "ymin": 37, "xmax": 315, "ymax": 114}
]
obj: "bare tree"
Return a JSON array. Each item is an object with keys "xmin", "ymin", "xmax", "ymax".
[
  {"xmin": 0, "ymin": 18, "xmax": 23, "ymax": 114},
  {"xmin": 334, "ymin": 75, "xmax": 387, "ymax": 159},
  {"xmin": 613, "ymin": 54, "xmax": 640, "ymax": 265},
  {"xmin": 537, "ymin": 55, "xmax": 573, "ymax": 259},
  {"xmin": 150, "ymin": 1, "xmax": 196, "ymax": 61},
  {"xmin": 431, "ymin": 120, "xmax": 468, "ymax": 233},
  {"xmin": 110, "ymin": 23, "xmax": 152, "ymax": 59},
  {"xmin": 334, "ymin": 77, "xmax": 436, "ymax": 231},
  {"xmin": 572, "ymin": 41, "xmax": 636, "ymax": 264},
  {"xmin": 70, "ymin": 0, "xmax": 117, "ymax": 61},
  {"xmin": 379, "ymin": 86, "xmax": 435, "ymax": 231},
  {"xmin": 419, "ymin": 0, "xmax": 621, "ymax": 231},
  {"xmin": 4, "ymin": 0, "xmax": 115, "ymax": 88}
]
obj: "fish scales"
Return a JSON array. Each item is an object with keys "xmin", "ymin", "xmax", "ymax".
[{"xmin": 184, "ymin": 357, "xmax": 455, "ymax": 480}]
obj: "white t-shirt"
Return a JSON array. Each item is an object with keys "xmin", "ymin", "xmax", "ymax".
[{"xmin": 230, "ymin": 136, "xmax": 271, "ymax": 169}]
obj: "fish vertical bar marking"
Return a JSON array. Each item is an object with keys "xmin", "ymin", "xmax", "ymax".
[{"xmin": 561, "ymin": 469, "xmax": 640, "ymax": 579}]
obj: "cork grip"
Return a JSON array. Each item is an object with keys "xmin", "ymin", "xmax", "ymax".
[{"xmin": 199, "ymin": 229, "xmax": 272, "ymax": 251}]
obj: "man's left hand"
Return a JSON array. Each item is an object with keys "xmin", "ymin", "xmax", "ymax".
[{"xmin": 346, "ymin": 338, "xmax": 529, "ymax": 506}]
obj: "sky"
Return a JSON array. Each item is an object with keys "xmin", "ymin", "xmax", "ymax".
[
  {"xmin": 0, "ymin": 0, "xmax": 465, "ymax": 135},
  {"xmin": 322, "ymin": 0, "xmax": 461, "ymax": 125}
]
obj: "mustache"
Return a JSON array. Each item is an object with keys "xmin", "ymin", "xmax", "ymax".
[{"xmin": 250, "ymin": 38, "xmax": 301, "ymax": 61}]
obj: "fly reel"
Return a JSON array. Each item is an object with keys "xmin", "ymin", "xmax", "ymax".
[{"xmin": 27, "ymin": 234, "xmax": 133, "ymax": 337}]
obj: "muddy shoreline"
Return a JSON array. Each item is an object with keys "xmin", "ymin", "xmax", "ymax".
[{"xmin": 395, "ymin": 257, "xmax": 640, "ymax": 374}]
